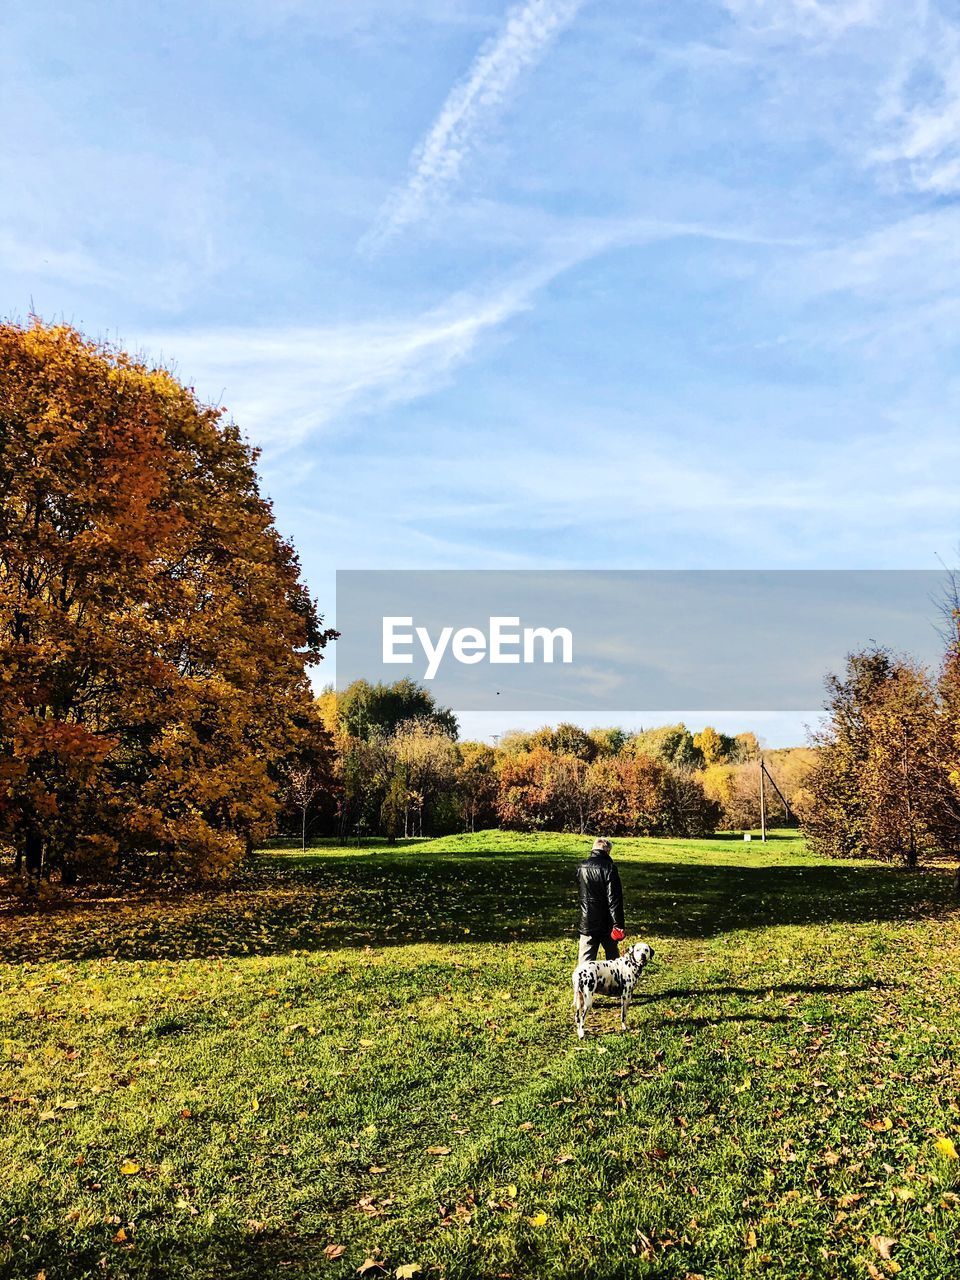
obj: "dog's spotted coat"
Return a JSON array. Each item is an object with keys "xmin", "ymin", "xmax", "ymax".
[{"xmin": 572, "ymin": 942, "xmax": 654, "ymax": 1038}]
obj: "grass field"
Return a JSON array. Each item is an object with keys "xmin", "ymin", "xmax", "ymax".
[{"xmin": 2, "ymin": 831, "xmax": 959, "ymax": 1280}]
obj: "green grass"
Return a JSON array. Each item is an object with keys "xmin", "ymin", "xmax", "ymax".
[{"xmin": 1, "ymin": 830, "xmax": 959, "ymax": 1279}]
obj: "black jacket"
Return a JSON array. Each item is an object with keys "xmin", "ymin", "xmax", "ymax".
[{"xmin": 576, "ymin": 851, "xmax": 625, "ymax": 936}]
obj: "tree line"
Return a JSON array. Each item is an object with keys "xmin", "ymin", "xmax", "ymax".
[
  {"xmin": 286, "ymin": 680, "xmax": 796, "ymax": 844},
  {"xmin": 5, "ymin": 320, "xmax": 956, "ymax": 884}
]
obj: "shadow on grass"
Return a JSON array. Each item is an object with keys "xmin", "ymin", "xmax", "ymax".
[
  {"xmin": 646, "ymin": 980, "xmax": 898, "ymax": 1002},
  {"xmin": 0, "ymin": 851, "xmax": 956, "ymax": 964}
]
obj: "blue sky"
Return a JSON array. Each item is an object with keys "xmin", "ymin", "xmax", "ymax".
[{"xmin": 4, "ymin": 0, "xmax": 960, "ymax": 741}]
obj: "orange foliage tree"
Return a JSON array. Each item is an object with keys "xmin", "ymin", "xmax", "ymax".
[{"xmin": 0, "ymin": 320, "xmax": 334, "ymax": 882}]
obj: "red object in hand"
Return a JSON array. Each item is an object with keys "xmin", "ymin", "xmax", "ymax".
[{"xmin": 611, "ymin": 927, "xmax": 626, "ymax": 942}]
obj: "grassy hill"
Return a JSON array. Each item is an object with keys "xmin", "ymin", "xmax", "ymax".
[{"xmin": 1, "ymin": 831, "xmax": 958, "ymax": 1278}]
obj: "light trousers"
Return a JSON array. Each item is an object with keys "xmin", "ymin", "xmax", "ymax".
[{"xmin": 577, "ymin": 933, "xmax": 620, "ymax": 965}]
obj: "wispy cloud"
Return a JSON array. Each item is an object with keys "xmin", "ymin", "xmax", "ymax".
[
  {"xmin": 145, "ymin": 215, "xmax": 798, "ymax": 453},
  {"xmin": 723, "ymin": 0, "xmax": 880, "ymax": 39},
  {"xmin": 872, "ymin": 13, "xmax": 960, "ymax": 193},
  {"xmin": 723, "ymin": 0, "xmax": 960, "ymax": 195},
  {"xmin": 141, "ymin": 278, "xmax": 540, "ymax": 451},
  {"xmin": 361, "ymin": 0, "xmax": 583, "ymax": 253}
]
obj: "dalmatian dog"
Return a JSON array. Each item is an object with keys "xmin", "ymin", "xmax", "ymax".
[{"xmin": 572, "ymin": 942, "xmax": 655, "ymax": 1039}]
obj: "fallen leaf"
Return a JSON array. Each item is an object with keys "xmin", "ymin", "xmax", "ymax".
[
  {"xmin": 426, "ymin": 1146, "xmax": 451, "ymax": 1156},
  {"xmin": 395, "ymin": 1266, "xmax": 422, "ymax": 1280},
  {"xmin": 324, "ymin": 1243, "xmax": 346, "ymax": 1260},
  {"xmin": 554, "ymin": 1153, "xmax": 575, "ymax": 1164},
  {"xmin": 113, "ymin": 1227, "xmax": 127, "ymax": 1243},
  {"xmin": 357, "ymin": 1262, "xmax": 385, "ymax": 1276},
  {"xmin": 119, "ymin": 1159, "xmax": 140, "ymax": 1176},
  {"xmin": 744, "ymin": 1229, "xmax": 757, "ymax": 1249},
  {"xmin": 507, "ymin": 1184, "xmax": 517, "ymax": 1198},
  {"xmin": 526, "ymin": 1211, "xmax": 548, "ymax": 1227},
  {"xmin": 935, "ymin": 1136, "xmax": 959, "ymax": 1161},
  {"xmin": 870, "ymin": 1235, "xmax": 897, "ymax": 1260},
  {"xmin": 865, "ymin": 1117, "xmax": 893, "ymax": 1132},
  {"xmin": 369, "ymin": 1165, "xmax": 388, "ymax": 1175}
]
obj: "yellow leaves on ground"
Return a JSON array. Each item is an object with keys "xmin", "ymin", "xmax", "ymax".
[
  {"xmin": 870, "ymin": 1235, "xmax": 898, "ymax": 1260},
  {"xmin": 934, "ymin": 1135, "xmax": 959, "ymax": 1160},
  {"xmin": 118, "ymin": 1159, "xmax": 140, "ymax": 1176},
  {"xmin": 426, "ymin": 1146, "xmax": 450, "ymax": 1156},
  {"xmin": 356, "ymin": 1261, "xmax": 386, "ymax": 1276},
  {"xmin": 744, "ymin": 1228, "xmax": 757, "ymax": 1249},
  {"xmin": 323, "ymin": 1244, "xmax": 346, "ymax": 1260},
  {"xmin": 864, "ymin": 1116, "xmax": 893, "ymax": 1132},
  {"xmin": 526, "ymin": 1211, "xmax": 548, "ymax": 1227},
  {"xmin": 394, "ymin": 1266, "xmax": 422, "ymax": 1279}
]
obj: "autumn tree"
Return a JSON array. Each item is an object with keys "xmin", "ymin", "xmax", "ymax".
[
  {"xmin": 391, "ymin": 718, "xmax": 458, "ymax": 837},
  {"xmin": 588, "ymin": 754, "xmax": 664, "ymax": 835},
  {"xmin": 335, "ymin": 678, "xmax": 457, "ymax": 741},
  {"xmin": 692, "ymin": 726, "xmax": 734, "ymax": 767},
  {"xmin": 282, "ymin": 752, "xmax": 335, "ymax": 852},
  {"xmin": 803, "ymin": 649, "xmax": 960, "ymax": 865},
  {"xmin": 625, "ymin": 723, "xmax": 702, "ymax": 770},
  {"xmin": 529, "ymin": 722, "xmax": 597, "ymax": 762},
  {"xmin": 589, "ymin": 754, "xmax": 717, "ymax": 837},
  {"xmin": 732, "ymin": 731, "xmax": 761, "ymax": 763},
  {"xmin": 497, "ymin": 747, "xmax": 564, "ymax": 831},
  {"xmin": 0, "ymin": 320, "xmax": 333, "ymax": 882},
  {"xmin": 455, "ymin": 741, "xmax": 499, "ymax": 832},
  {"xmin": 588, "ymin": 726, "xmax": 629, "ymax": 757},
  {"xmin": 699, "ymin": 763, "xmax": 764, "ymax": 830}
]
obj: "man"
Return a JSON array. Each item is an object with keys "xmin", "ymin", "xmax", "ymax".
[{"xmin": 576, "ymin": 837, "xmax": 626, "ymax": 966}]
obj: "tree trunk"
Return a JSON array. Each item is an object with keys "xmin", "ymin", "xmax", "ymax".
[{"xmin": 24, "ymin": 830, "xmax": 42, "ymax": 886}]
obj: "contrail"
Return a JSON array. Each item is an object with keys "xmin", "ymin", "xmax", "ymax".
[{"xmin": 361, "ymin": 0, "xmax": 583, "ymax": 253}]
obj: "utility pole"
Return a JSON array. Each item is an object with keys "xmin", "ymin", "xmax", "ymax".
[{"xmin": 759, "ymin": 755, "xmax": 767, "ymax": 843}]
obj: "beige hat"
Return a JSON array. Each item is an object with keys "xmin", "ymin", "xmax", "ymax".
[{"xmin": 591, "ymin": 837, "xmax": 612, "ymax": 854}]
